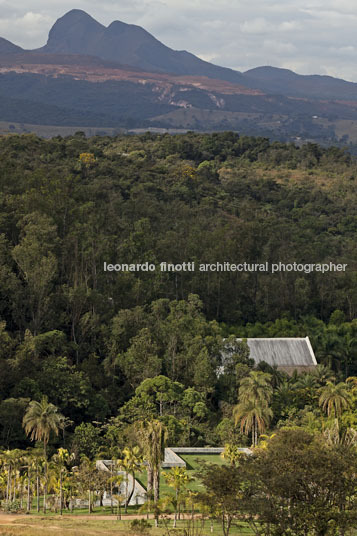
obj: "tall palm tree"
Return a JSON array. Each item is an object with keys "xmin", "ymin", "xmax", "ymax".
[
  {"xmin": 2, "ymin": 449, "xmax": 24, "ymax": 504},
  {"xmin": 234, "ymin": 371, "xmax": 273, "ymax": 447},
  {"xmin": 51, "ymin": 448, "xmax": 75, "ymax": 515},
  {"xmin": 23, "ymin": 449, "xmax": 34, "ymax": 513},
  {"xmin": 234, "ymin": 400, "xmax": 273, "ymax": 447},
  {"xmin": 319, "ymin": 381, "xmax": 352, "ymax": 418},
  {"xmin": 117, "ymin": 453, "xmax": 130, "ymax": 514},
  {"xmin": 0, "ymin": 450, "xmax": 13, "ymax": 503},
  {"xmin": 136, "ymin": 420, "xmax": 168, "ymax": 526},
  {"xmin": 77, "ymin": 455, "xmax": 98, "ymax": 514},
  {"xmin": 96, "ymin": 445, "xmax": 121, "ymax": 514},
  {"xmin": 22, "ymin": 397, "xmax": 64, "ymax": 513},
  {"xmin": 163, "ymin": 467, "xmax": 192, "ymax": 526},
  {"xmin": 30, "ymin": 448, "xmax": 45, "ymax": 513},
  {"xmin": 238, "ymin": 371, "xmax": 273, "ymax": 406},
  {"xmin": 119, "ymin": 446, "xmax": 143, "ymax": 512}
]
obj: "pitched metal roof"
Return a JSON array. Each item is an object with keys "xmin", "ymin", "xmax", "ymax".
[{"xmin": 237, "ymin": 337, "xmax": 317, "ymax": 368}]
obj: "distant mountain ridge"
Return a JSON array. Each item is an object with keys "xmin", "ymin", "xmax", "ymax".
[
  {"xmin": 0, "ymin": 37, "xmax": 23, "ymax": 54},
  {"xmin": 244, "ymin": 66, "xmax": 357, "ymax": 100},
  {"xmin": 34, "ymin": 9, "xmax": 247, "ymax": 85},
  {"xmin": 1, "ymin": 9, "xmax": 357, "ymax": 101},
  {"xmin": 0, "ymin": 9, "xmax": 357, "ymax": 146}
]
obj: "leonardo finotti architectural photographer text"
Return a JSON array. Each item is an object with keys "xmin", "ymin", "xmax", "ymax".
[{"xmin": 103, "ymin": 261, "xmax": 348, "ymax": 274}]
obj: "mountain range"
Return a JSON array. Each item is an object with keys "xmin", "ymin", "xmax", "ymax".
[{"xmin": 0, "ymin": 9, "xmax": 357, "ymax": 145}]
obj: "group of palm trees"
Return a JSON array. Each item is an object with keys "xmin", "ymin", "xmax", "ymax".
[
  {"xmin": 0, "ymin": 398, "xmax": 170, "ymax": 516},
  {"xmin": 0, "ymin": 445, "xmax": 73, "ymax": 514},
  {"xmin": 1, "ymin": 367, "xmax": 355, "ymax": 516},
  {"xmin": 233, "ymin": 367, "xmax": 354, "ymax": 446}
]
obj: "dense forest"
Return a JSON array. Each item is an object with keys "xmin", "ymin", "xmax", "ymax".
[{"xmin": 0, "ymin": 131, "xmax": 356, "ymax": 457}]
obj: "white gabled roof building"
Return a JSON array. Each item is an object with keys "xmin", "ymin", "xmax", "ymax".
[{"xmin": 236, "ymin": 337, "xmax": 317, "ymax": 374}]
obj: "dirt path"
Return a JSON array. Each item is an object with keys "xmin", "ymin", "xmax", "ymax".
[
  {"xmin": 0, "ymin": 513, "xmax": 21, "ymax": 523},
  {"xmin": 63, "ymin": 514, "xmax": 177, "ymax": 520},
  {"xmin": 0, "ymin": 512, "xmax": 177, "ymax": 524}
]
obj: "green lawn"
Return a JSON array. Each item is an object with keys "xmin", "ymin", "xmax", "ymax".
[
  {"xmin": 179, "ymin": 453, "xmax": 226, "ymax": 470},
  {"xmin": 136, "ymin": 453, "xmax": 227, "ymax": 496}
]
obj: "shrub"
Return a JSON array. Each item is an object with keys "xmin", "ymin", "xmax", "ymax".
[{"xmin": 129, "ymin": 519, "xmax": 152, "ymax": 534}]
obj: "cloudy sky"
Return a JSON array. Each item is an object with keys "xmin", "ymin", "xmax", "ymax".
[{"xmin": 0, "ymin": 0, "xmax": 356, "ymax": 81}]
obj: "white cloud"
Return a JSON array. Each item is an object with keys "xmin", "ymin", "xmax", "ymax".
[
  {"xmin": 240, "ymin": 18, "xmax": 271, "ymax": 34},
  {"xmin": 0, "ymin": 11, "xmax": 53, "ymax": 46},
  {"xmin": 196, "ymin": 53, "xmax": 219, "ymax": 63},
  {"xmin": 278, "ymin": 21, "xmax": 301, "ymax": 32},
  {"xmin": 263, "ymin": 39, "xmax": 296, "ymax": 54}
]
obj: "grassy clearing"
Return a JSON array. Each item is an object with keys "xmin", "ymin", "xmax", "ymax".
[
  {"xmin": 179, "ymin": 454, "xmax": 225, "ymax": 470},
  {"xmin": 0, "ymin": 121, "xmax": 121, "ymax": 138},
  {"xmin": 136, "ymin": 453, "xmax": 225, "ymax": 496},
  {"xmin": 0, "ymin": 515, "xmax": 254, "ymax": 536},
  {"xmin": 149, "ymin": 108, "xmax": 262, "ymax": 129}
]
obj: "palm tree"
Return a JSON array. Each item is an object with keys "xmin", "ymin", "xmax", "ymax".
[
  {"xmin": 23, "ymin": 449, "xmax": 35, "ymax": 513},
  {"xmin": 113, "ymin": 488, "xmax": 125, "ymax": 520},
  {"xmin": 0, "ymin": 450, "xmax": 14, "ymax": 504},
  {"xmin": 311, "ymin": 364, "xmax": 335, "ymax": 386},
  {"xmin": 275, "ymin": 380, "xmax": 294, "ymax": 408},
  {"xmin": 234, "ymin": 371, "xmax": 273, "ymax": 447},
  {"xmin": 256, "ymin": 363, "xmax": 286, "ymax": 389},
  {"xmin": 77, "ymin": 455, "xmax": 98, "ymax": 514},
  {"xmin": 51, "ymin": 448, "xmax": 75, "ymax": 515},
  {"xmin": 294, "ymin": 373, "xmax": 319, "ymax": 390},
  {"xmin": 96, "ymin": 445, "xmax": 121, "ymax": 514},
  {"xmin": 136, "ymin": 420, "xmax": 168, "ymax": 526},
  {"xmin": 31, "ymin": 448, "xmax": 45, "ymax": 513},
  {"xmin": 117, "ymin": 454, "xmax": 130, "ymax": 514},
  {"xmin": 319, "ymin": 381, "xmax": 352, "ymax": 418},
  {"xmin": 258, "ymin": 433, "xmax": 276, "ymax": 450},
  {"xmin": 293, "ymin": 373, "xmax": 319, "ymax": 405},
  {"xmin": 2, "ymin": 449, "xmax": 24, "ymax": 504},
  {"xmin": 234, "ymin": 400, "xmax": 273, "ymax": 446},
  {"xmin": 161, "ymin": 492, "xmax": 180, "ymax": 528},
  {"xmin": 238, "ymin": 371, "xmax": 273, "ymax": 406},
  {"xmin": 118, "ymin": 446, "xmax": 143, "ymax": 512},
  {"xmin": 22, "ymin": 397, "xmax": 64, "ymax": 513},
  {"xmin": 346, "ymin": 376, "xmax": 357, "ymax": 388},
  {"xmin": 66, "ymin": 468, "xmax": 80, "ymax": 513},
  {"xmin": 163, "ymin": 467, "xmax": 192, "ymax": 526}
]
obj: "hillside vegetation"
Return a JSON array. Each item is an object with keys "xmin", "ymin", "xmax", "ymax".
[{"xmin": 0, "ymin": 131, "xmax": 356, "ymax": 450}]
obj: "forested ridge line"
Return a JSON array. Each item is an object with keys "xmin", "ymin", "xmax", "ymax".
[{"xmin": 0, "ymin": 130, "xmax": 356, "ymax": 450}]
